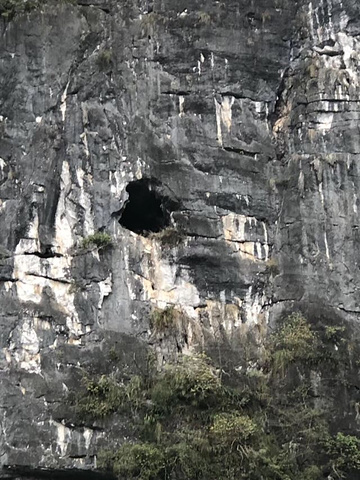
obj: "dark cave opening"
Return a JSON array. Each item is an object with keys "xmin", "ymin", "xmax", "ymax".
[{"xmin": 119, "ymin": 179, "xmax": 173, "ymax": 235}]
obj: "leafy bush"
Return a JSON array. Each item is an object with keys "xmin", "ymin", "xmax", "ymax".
[
  {"xmin": 268, "ymin": 312, "xmax": 318, "ymax": 375},
  {"xmin": 76, "ymin": 375, "xmax": 124, "ymax": 418},
  {"xmin": 101, "ymin": 443, "xmax": 166, "ymax": 480},
  {"xmin": 166, "ymin": 435, "xmax": 210, "ymax": 480},
  {"xmin": 210, "ymin": 412, "xmax": 257, "ymax": 448},
  {"xmin": 75, "ymin": 314, "xmax": 360, "ymax": 480},
  {"xmin": 324, "ymin": 325, "xmax": 345, "ymax": 344},
  {"xmin": 81, "ymin": 231, "xmax": 112, "ymax": 250},
  {"xmin": 151, "ymin": 354, "xmax": 222, "ymax": 409},
  {"xmin": 326, "ymin": 433, "xmax": 360, "ymax": 475},
  {"xmin": 150, "ymin": 307, "xmax": 176, "ymax": 332},
  {"xmin": 76, "ymin": 373, "xmax": 147, "ymax": 419}
]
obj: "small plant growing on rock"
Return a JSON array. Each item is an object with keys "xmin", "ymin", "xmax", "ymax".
[
  {"xmin": 96, "ymin": 49, "xmax": 112, "ymax": 71},
  {"xmin": 139, "ymin": 11, "xmax": 166, "ymax": 34},
  {"xmin": 76, "ymin": 371, "xmax": 147, "ymax": 420},
  {"xmin": 150, "ymin": 306, "xmax": 176, "ymax": 332},
  {"xmin": 326, "ymin": 433, "xmax": 360, "ymax": 476},
  {"xmin": 265, "ymin": 257, "xmax": 280, "ymax": 276},
  {"xmin": 108, "ymin": 346, "xmax": 120, "ymax": 363},
  {"xmin": 324, "ymin": 325, "xmax": 345, "ymax": 344},
  {"xmin": 149, "ymin": 227, "xmax": 183, "ymax": 248},
  {"xmin": 76, "ymin": 375, "xmax": 124, "ymax": 419},
  {"xmin": 81, "ymin": 231, "xmax": 112, "ymax": 250},
  {"xmin": 196, "ymin": 11, "xmax": 212, "ymax": 25},
  {"xmin": 268, "ymin": 312, "xmax": 318, "ymax": 375},
  {"xmin": 99, "ymin": 443, "xmax": 166, "ymax": 480},
  {"xmin": 151, "ymin": 354, "xmax": 223, "ymax": 410},
  {"xmin": 68, "ymin": 280, "xmax": 84, "ymax": 294},
  {"xmin": 210, "ymin": 412, "xmax": 257, "ymax": 449}
]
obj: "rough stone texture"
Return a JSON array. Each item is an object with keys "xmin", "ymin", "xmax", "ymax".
[{"xmin": 1, "ymin": 0, "xmax": 360, "ymax": 476}]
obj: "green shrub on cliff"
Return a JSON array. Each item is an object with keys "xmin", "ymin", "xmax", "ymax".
[
  {"xmin": 76, "ymin": 375, "xmax": 124, "ymax": 418},
  {"xmin": 326, "ymin": 433, "xmax": 360, "ymax": 475},
  {"xmin": 150, "ymin": 353, "xmax": 223, "ymax": 410},
  {"xmin": 150, "ymin": 307, "xmax": 176, "ymax": 332},
  {"xmin": 149, "ymin": 227, "xmax": 183, "ymax": 248},
  {"xmin": 81, "ymin": 231, "xmax": 112, "ymax": 250},
  {"xmin": 210, "ymin": 411, "xmax": 256, "ymax": 449},
  {"xmin": 96, "ymin": 49, "xmax": 113, "ymax": 71},
  {"xmin": 268, "ymin": 312, "xmax": 318, "ymax": 374},
  {"xmin": 1, "ymin": 0, "xmax": 35, "ymax": 17},
  {"xmin": 99, "ymin": 444, "xmax": 166, "ymax": 480},
  {"xmin": 75, "ymin": 313, "xmax": 360, "ymax": 480}
]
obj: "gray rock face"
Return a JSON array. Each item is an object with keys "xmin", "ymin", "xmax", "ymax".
[{"xmin": 1, "ymin": 0, "xmax": 360, "ymax": 476}]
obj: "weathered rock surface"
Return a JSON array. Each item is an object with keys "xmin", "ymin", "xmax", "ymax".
[{"xmin": 1, "ymin": 0, "xmax": 360, "ymax": 476}]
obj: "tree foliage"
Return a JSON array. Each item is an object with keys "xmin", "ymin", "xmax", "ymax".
[{"xmin": 75, "ymin": 314, "xmax": 360, "ymax": 480}]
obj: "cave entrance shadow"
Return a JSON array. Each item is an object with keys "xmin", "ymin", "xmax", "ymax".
[{"xmin": 119, "ymin": 179, "xmax": 176, "ymax": 235}]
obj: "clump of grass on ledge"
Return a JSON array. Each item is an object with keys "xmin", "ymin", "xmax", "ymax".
[
  {"xmin": 265, "ymin": 257, "xmax": 280, "ymax": 276},
  {"xmin": 149, "ymin": 227, "xmax": 183, "ymax": 248},
  {"xmin": 150, "ymin": 307, "xmax": 176, "ymax": 333},
  {"xmin": 81, "ymin": 232, "xmax": 112, "ymax": 250},
  {"xmin": 96, "ymin": 49, "xmax": 113, "ymax": 71}
]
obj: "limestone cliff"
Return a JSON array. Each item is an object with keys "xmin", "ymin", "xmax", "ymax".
[{"xmin": 1, "ymin": 0, "xmax": 360, "ymax": 477}]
